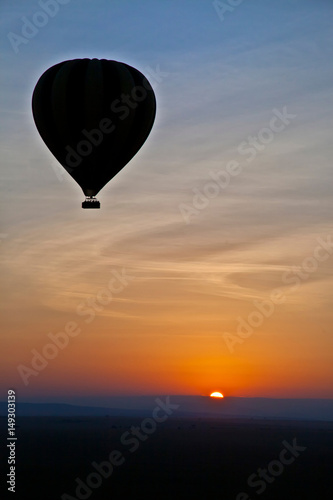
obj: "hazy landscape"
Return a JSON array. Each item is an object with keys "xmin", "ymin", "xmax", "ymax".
[
  {"xmin": 1, "ymin": 398, "xmax": 333, "ymax": 499},
  {"xmin": 1, "ymin": 413, "xmax": 332, "ymax": 500},
  {"xmin": 2, "ymin": 396, "xmax": 333, "ymax": 420}
]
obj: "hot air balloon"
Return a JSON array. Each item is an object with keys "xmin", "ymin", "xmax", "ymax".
[{"xmin": 32, "ymin": 58, "xmax": 156, "ymax": 208}]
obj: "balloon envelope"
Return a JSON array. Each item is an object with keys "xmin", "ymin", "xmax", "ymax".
[{"xmin": 32, "ymin": 58, "xmax": 156, "ymax": 201}]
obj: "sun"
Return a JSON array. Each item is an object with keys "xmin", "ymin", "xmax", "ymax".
[{"xmin": 210, "ymin": 392, "xmax": 224, "ymax": 398}]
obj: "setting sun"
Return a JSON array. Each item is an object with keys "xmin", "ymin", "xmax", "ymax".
[{"xmin": 210, "ymin": 392, "xmax": 224, "ymax": 398}]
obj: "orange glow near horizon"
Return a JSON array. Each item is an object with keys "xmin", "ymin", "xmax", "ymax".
[{"xmin": 1, "ymin": 216, "xmax": 333, "ymax": 401}]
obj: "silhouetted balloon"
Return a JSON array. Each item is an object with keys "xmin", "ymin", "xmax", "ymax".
[{"xmin": 32, "ymin": 58, "xmax": 156, "ymax": 208}]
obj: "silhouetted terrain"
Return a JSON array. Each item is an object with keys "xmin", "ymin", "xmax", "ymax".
[
  {"xmin": 1, "ymin": 415, "xmax": 332, "ymax": 499},
  {"xmin": 1, "ymin": 396, "xmax": 333, "ymax": 420}
]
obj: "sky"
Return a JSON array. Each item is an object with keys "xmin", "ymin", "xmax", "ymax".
[{"xmin": 1, "ymin": 0, "xmax": 333, "ymax": 405}]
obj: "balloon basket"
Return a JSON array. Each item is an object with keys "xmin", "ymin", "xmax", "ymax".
[{"xmin": 82, "ymin": 197, "xmax": 100, "ymax": 209}]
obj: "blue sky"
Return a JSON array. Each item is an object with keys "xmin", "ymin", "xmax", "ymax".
[{"xmin": 1, "ymin": 0, "xmax": 333, "ymax": 401}]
